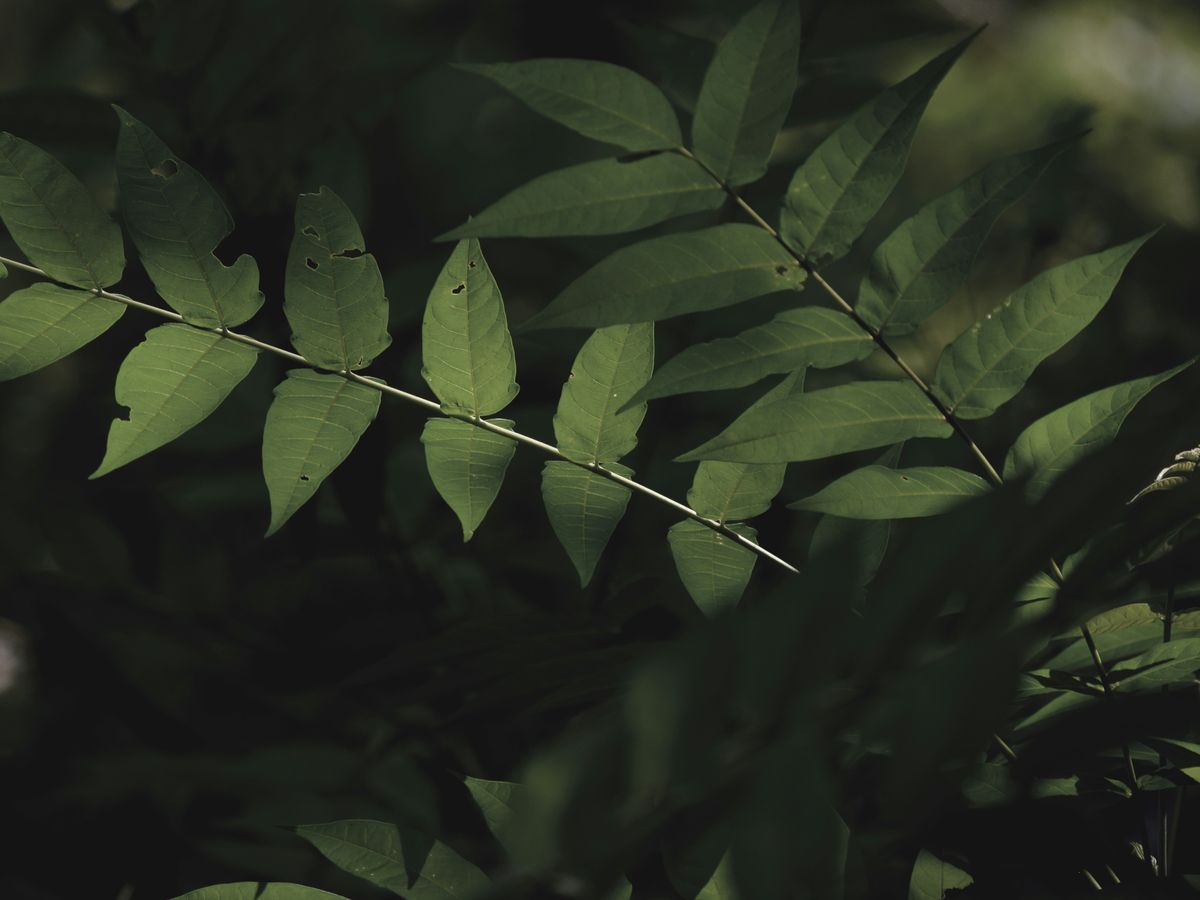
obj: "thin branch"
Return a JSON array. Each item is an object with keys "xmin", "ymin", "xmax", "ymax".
[{"xmin": 0, "ymin": 254, "xmax": 799, "ymax": 575}]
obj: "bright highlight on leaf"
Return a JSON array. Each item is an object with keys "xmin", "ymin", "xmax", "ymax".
[
  {"xmin": 542, "ymin": 461, "xmax": 633, "ymax": 586},
  {"xmin": 91, "ymin": 324, "xmax": 258, "ymax": 477},
  {"xmin": 422, "ymin": 417, "xmax": 518, "ymax": 541},
  {"xmin": 908, "ymin": 849, "xmax": 973, "ymax": 900},
  {"xmin": 113, "ymin": 105, "xmax": 263, "ymax": 327},
  {"xmin": 791, "ymin": 465, "xmax": 990, "ymax": 519},
  {"xmin": 0, "ymin": 283, "xmax": 124, "ymax": 380}
]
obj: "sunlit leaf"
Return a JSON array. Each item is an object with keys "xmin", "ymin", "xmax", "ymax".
[
  {"xmin": 696, "ymin": 852, "xmax": 741, "ymax": 900},
  {"xmin": 173, "ymin": 884, "xmax": 349, "ymax": 900},
  {"xmin": 668, "ymin": 519, "xmax": 757, "ymax": 615},
  {"xmin": 542, "ymin": 461, "xmax": 633, "ymax": 586},
  {"xmin": 0, "ymin": 283, "xmax": 124, "ymax": 380},
  {"xmin": 908, "ymin": 849, "xmax": 973, "ymax": 900},
  {"xmin": 464, "ymin": 777, "xmax": 521, "ymax": 856},
  {"xmin": 422, "ymin": 418, "xmax": 517, "ymax": 541},
  {"xmin": 91, "ymin": 324, "xmax": 258, "ymax": 477},
  {"xmin": 790, "ymin": 465, "xmax": 989, "ymax": 519}
]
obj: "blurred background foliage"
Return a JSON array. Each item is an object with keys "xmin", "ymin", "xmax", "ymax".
[{"xmin": 1, "ymin": 0, "xmax": 1199, "ymax": 897}]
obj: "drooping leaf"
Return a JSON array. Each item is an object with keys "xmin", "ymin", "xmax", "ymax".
[
  {"xmin": 437, "ymin": 153, "xmax": 724, "ymax": 240},
  {"xmin": 523, "ymin": 224, "xmax": 805, "ymax": 331},
  {"xmin": 113, "ymin": 106, "xmax": 263, "ymax": 327},
  {"xmin": 541, "ymin": 461, "xmax": 633, "ymax": 586},
  {"xmin": 932, "ymin": 234, "xmax": 1150, "ymax": 418},
  {"xmin": 295, "ymin": 819, "xmax": 490, "ymax": 899},
  {"xmin": 856, "ymin": 137, "xmax": 1074, "ymax": 335},
  {"xmin": 1003, "ymin": 358, "xmax": 1194, "ymax": 499},
  {"xmin": 262, "ymin": 369, "xmax": 381, "ymax": 536},
  {"xmin": 908, "ymin": 849, "xmax": 973, "ymax": 900},
  {"xmin": 691, "ymin": 0, "xmax": 801, "ymax": 185},
  {"xmin": 780, "ymin": 33, "xmax": 976, "ymax": 266},
  {"xmin": 464, "ymin": 777, "xmax": 521, "ymax": 856},
  {"xmin": 0, "ymin": 283, "xmax": 124, "ymax": 380},
  {"xmin": 173, "ymin": 884, "xmax": 349, "ymax": 900},
  {"xmin": 421, "ymin": 239, "xmax": 518, "ymax": 417},
  {"xmin": 91, "ymin": 324, "xmax": 258, "ymax": 477},
  {"xmin": 422, "ymin": 418, "xmax": 518, "ymax": 541},
  {"xmin": 631, "ymin": 306, "xmax": 871, "ymax": 403},
  {"xmin": 284, "ymin": 186, "xmax": 391, "ymax": 371},
  {"xmin": 456, "ymin": 59, "xmax": 681, "ymax": 151},
  {"xmin": 678, "ymin": 380, "xmax": 951, "ymax": 464},
  {"xmin": 668, "ymin": 519, "xmax": 757, "ymax": 615},
  {"xmin": 0, "ymin": 131, "xmax": 125, "ymax": 289},
  {"xmin": 553, "ymin": 323, "xmax": 654, "ymax": 463},
  {"xmin": 790, "ymin": 465, "xmax": 990, "ymax": 519}
]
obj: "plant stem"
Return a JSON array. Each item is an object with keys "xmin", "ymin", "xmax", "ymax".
[{"xmin": 0, "ymin": 254, "xmax": 800, "ymax": 575}]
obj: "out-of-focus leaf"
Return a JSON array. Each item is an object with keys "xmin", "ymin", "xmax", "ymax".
[
  {"xmin": 173, "ymin": 884, "xmax": 348, "ymax": 900},
  {"xmin": 908, "ymin": 849, "xmax": 973, "ymax": 900}
]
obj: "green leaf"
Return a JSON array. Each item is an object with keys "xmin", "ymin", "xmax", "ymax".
[
  {"xmin": 632, "ymin": 306, "xmax": 870, "ymax": 403},
  {"xmin": 113, "ymin": 106, "xmax": 263, "ymax": 327},
  {"xmin": 284, "ymin": 186, "xmax": 391, "ymax": 371},
  {"xmin": 421, "ymin": 239, "xmax": 518, "ymax": 417},
  {"xmin": 91, "ymin": 324, "xmax": 258, "ymax": 477},
  {"xmin": 262, "ymin": 370, "xmax": 381, "ymax": 536},
  {"xmin": 541, "ymin": 461, "xmax": 633, "ymax": 586},
  {"xmin": 691, "ymin": 0, "xmax": 802, "ymax": 185},
  {"xmin": 0, "ymin": 132, "xmax": 125, "ymax": 289},
  {"xmin": 780, "ymin": 33, "xmax": 975, "ymax": 266},
  {"xmin": 0, "ymin": 261, "xmax": 7, "ymax": 278},
  {"xmin": 1003, "ymin": 358, "xmax": 1195, "ymax": 499},
  {"xmin": 932, "ymin": 234, "xmax": 1150, "ymax": 418},
  {"xmin": 422, "ymin": 418, "xmax": 518, "ymax": 541},
  {"xmin": 296, "ymin": 819, "xmax": 490, "ymax": 899},
  {"xmin": 687, "ymin": 370, "xmax": 805, "ymax": 521},
  {"xmin": 463, "ymin": 777, "xmax": 521, "ymax": 856},
  {"xmin": 457, "ymin": 59, "xmax": 681, "ymax": 152},
  {"xmin": 437, "ymin": 153, "xmax": 724, "ymax": 240},
  {"xmin": 908, "ymin": 849, "xmax": 973, "ymax": 900},
  {"xmin": 0, "ymin": 283, "xmax": 124, "ymax": 380},
  {"xmin": 696, "ymin": 853, "xmax": 741, "ymax": 900},
  {"xmin": 1110, "ymin": 637, "xmax": 1200, "ymax": 690},
  {"xmin": 553, "ymin": 323, "xmax": 654, "ymax": 463},
  {"xmin": 173, "ymin": 884, "xmax": 349, "ymax": 900},
  {"xmin": 790, "ymin": 466, "xmax": 989, "ymax": 519},
  {"xmin": 668, "ymin": 520, "xmax": 757, "ymax": 615},
  {"xmin": 678, "ymin": 380, "xmax": 951, "ymax": 464},
  {"xmin": 523, "ymin": 224, "xmax": 806, "ymax": 331},
  {"xmin": 856, "ymin": 137, "xmax": 1073, "ymax": 335}
]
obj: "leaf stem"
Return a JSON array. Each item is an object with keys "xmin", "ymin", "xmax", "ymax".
[{"xmin": 0, "ymin": 254, "xmax": 799, "ymax": 575}]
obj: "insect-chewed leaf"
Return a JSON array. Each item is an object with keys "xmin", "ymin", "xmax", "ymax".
[
  {"xmin": 113, "ymin": 106, "xmax": 263, "ymax": 327},
  {"xmin": 1004, "ymin": 359, "xmax": 1195, "ymax": 500},
  {"xmin": 261, "ymin": 369, "xmax": 381, "ymax": 536},
  {"xmin": 631, "ymin": 306, "xmax": 870, "ymax": 403},
  {"xmin": 791, "ymin": 465, "xmax": 989, "ymax": 519},
  {"xmin": 554, "ymin": 323, "xmax": 654, "ymax": 463},
  {"xmin": 284, "ymin": 186, "xmax": 391, "ymax": 371},
  {"xmin": 932, "ymin": 234, "xmax": 1150, "ymax": 419},
  {"xmin": 692, "ymin": 0, "xmax": 801, "ymax": 186},
  {"xmin": 522, "ymin": 224, "xmax": 805, "ymax": 331},
  {"xmin": 856, "ymin": 137, "xmax": 1075, "ymax": 335},
  {"xmin": 908, "ymin": 849, "xmax": 973, "ymax": 900},
  {"xmin": 437, "ymin": 153, "xmax": 724, "ymax": 240},
  {"xmin": 678, "ymin": 380, "xmax": 951, "ymax": 464},
  {"xmin": 668, "ymin": 519, "xmax": 757, "ymax": 615},
  {"xmin": 422, "ymin": 239, "xmax": 518, "ymax": 417},
  {"xmin": 464, "ymin": 777, "xmax": 521, "ymax": 856},
  {"xmin": 457, "ymin": 59, "xmax": 681, "ymax": 152},
  {"xmin": 0, "ymin": 132, "xmax": 125, "ymax": 289},
  {"xmin": 780, "ymin": 32, "xmax": 976, "ymax": 267},
  {"xmin": 172, "ymin": 885, "xmax": 349, "ymax": 900},
  {"xmin": 0, "ymin": 283, "xmax": 124, "ymax": 380},
  {"xmin": 422, "ymin": 418, "xmax": 518, "ymax": 541},
  {"xmin": 295, "ymin": 819, "xmax": 490, "ymax": 899},
  {"xmin": 91, "ymin": 324, "xmax": 258, "ymax": 477},
  {"xmin": 687, "ymin": 371, "xmax": 804, "ymax": 522},
  {"xmin": 542, "ymin": 461, "xmax": 634, "ymax": 586}
]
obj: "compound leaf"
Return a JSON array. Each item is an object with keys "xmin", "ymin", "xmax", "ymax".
[
  {"xmin": 114, "ymin": 105, "xmax": 263, "ymax": 327},
  {"xmin": 262, "ymin": 370, "xmax": 381, "ymax": 536},
  {"xmin": 678, "ymin": 380, "xmax": 951, "ymax": 464},
  {"xmin": 0, "ymin": 132, "xmax": 124, "ymax": 289},
  {"xmin": 437, "ymin": 153, "xmax": 723, "ymax": 240},
  {"xmin": 668, "ymin": 520, "xmax": 757, "ymax": 616},
  {"xmin": 790, "ymin": 465, "xmax": 989, "ymax": 519},
  {"xmin": 0, "ymin": 283, "xmax": 124, "ymax": 380},
  {"xmin": 780, "ymin": 33, "xmax": 975, "ymax": 266},
  {"xmin": 91, "ymin": 324, "xmax": 258, "ymax": 477},
  {"xmin": 173, "ymin": 885, "xmax": 348, "ymax": 900},
  {"xmin": 857, "ymin": 137, "xmax": 1073, "ymax": 335},
  {"xmin": 523, "ymin": 224, "xmax": 806, "ymax": 331},
  {"xmin": 422, "ymin": 418, "xmax": 518, "ymax": 541},
  {"xmin": 422, "ymin": 239, "xmax": 518, "ymax": 417},
  {"xmin": 542, "ymin": 461, "xmax": 634, "ymax": 586},
  {"xmin": 933, "ymin": 234, "xmax": 1150, "ymax": 419},
  {"xmin": 692, "ymin": 0, "xmax": 802, "ymax": 185},
  {"xmin": 284, "ymin": 186, "xmax": 391, "ymax": 371},
  {"xmin": 457, "ymin": 59, "xmax": 681, "ymax": 152}
]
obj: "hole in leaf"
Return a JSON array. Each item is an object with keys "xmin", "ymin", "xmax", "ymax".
[
  {"xmin": 306, "ymin": 258, "xmax": 319, "ymax": 270},
  {"xmin": 302, "ymin": 226, "xmax": 319, "ymax": 238},
  {"xmin": 900, "ymin": 475, "xmax": 910, "ymax": 481},
  {"xmin": 775, "ymin": 265, "xmax": 788, "ymax": 275},
  {"xmin": 333, "ymin": 247, "xmax": 364, "ymax": 259},
  {"xmin": 299, "ymin": 474, "xmax": 310, "ymax": 482},
  {"xmin": 151, "ymin": 159, "xmax": 178, "ymax": 178},
  {"xmin": 468, "ymin": 259, "xmax": 477, "ymax": 269},
  {"xmin": 451, "ymin": 283, "xmax": 465, "ymax": 294}
]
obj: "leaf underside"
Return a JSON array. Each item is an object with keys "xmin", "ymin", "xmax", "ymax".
[
  {"xmin": 0, "ymin": 283, "xmax": 125, "ymax": 381},
  {"xmin": 791, "ymin": 465, "xmax": 990, "ymax": 519},
  {"xmin": 668, "ymin": 519, "xmax": 758, "ymax": 616},
  {"xmin": 542, "ymin": 461, "xmax": 633, "ymax": 586},
  {"xmin": 422, "ymin": 417, "xmax": 518, "ymax": 541},
  {"xmin": 172, "ymin": 885, "xmax": 349, "ymax": 900}
]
